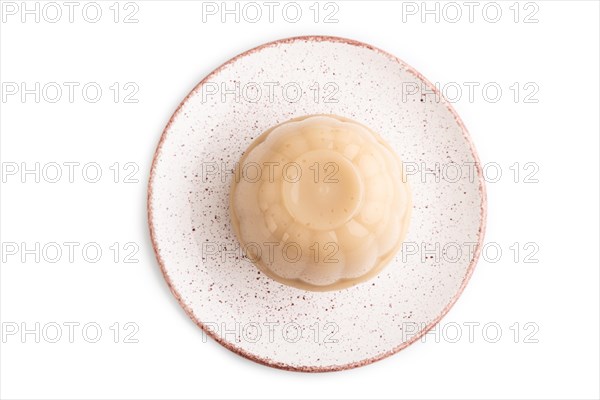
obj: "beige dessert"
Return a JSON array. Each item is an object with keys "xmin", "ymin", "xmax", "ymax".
[{"xmin": 230, "ymin": 115, "xmax": 412, "ymax": 291}]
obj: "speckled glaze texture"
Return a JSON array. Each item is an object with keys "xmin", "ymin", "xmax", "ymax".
[{"xmin": 148, "ymin": 36, "xmax": 487, "ymax": 372}]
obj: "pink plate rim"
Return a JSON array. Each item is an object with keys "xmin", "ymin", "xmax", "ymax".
[{"xmin": 147, "ymin": 35, "xmax": 488, "ymax": 373}]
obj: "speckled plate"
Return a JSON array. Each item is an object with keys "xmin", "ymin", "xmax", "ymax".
[{"xmin": 148, "ymin": 36, "xmax": 486, "ymax": 372}]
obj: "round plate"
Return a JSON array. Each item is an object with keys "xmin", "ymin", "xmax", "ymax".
[{"xmin": 148, "ymin": 36, "xmax": 486, "ymax": 372}]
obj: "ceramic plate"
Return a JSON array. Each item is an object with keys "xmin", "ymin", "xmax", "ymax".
[{"xmin": 148, "ymin": 36, "xmax": 487, "ymax": 372}]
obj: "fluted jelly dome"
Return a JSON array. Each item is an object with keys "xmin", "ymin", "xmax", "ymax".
[{"xmin": 230, "ymin": 115, "xmax": 412, "ymax": 291}]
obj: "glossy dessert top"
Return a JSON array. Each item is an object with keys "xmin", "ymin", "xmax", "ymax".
[{"xmin": 230, "ymin": 115, "xmax": 412, "ymax": 291}]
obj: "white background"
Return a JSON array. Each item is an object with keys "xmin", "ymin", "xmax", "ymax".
[{"xmin": 1, "ymin": 1, "xmax": 599, "ymax": 399}]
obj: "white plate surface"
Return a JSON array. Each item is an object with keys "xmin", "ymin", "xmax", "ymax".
[{"xmin": 148, "ymin": 36, "xmax": 486, "ymax": 372}]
